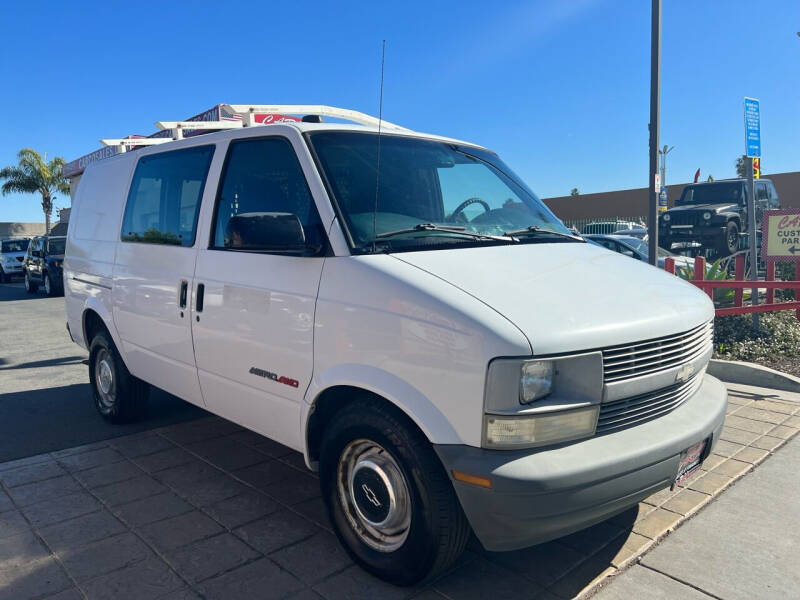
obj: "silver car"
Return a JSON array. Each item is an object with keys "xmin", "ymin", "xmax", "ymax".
[{"xmin": 0, "ymin": 237, "xmax": 30, "ymax": 282}]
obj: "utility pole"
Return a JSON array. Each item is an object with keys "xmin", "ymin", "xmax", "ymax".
[
  {"xmin": 647, "ymin": 0, "xmax": 661, "ymax": 266},
  {"xmin": 746, "ymin": 156, "xmax": 759, "ymax": 330},
  {"xmin": 659, "ymin": 145, "xmax": 674, "ymax": 188}
]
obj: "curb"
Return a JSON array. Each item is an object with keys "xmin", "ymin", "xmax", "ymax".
[{"xmin": 708, "ymin": 359, "xmax": 800, "ymax": 394}]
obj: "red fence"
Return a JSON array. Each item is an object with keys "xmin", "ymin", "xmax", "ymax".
[{"xmin": 664, "ymin": 255, "xmax": 800, "ymax": 319}]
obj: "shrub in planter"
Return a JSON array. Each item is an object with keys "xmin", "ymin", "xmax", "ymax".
[{"xmin": 714, "ymin": 311, "xmax": 800, "ymax": 362}]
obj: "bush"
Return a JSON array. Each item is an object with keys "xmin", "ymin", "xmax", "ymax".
[{"xmin": 714, "ymin": 311, "xmax": 800, "ymax": 362}]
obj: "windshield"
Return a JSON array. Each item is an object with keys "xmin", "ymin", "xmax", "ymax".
[
  {"xmin": 309, "ymin": 132, "xmax": 571, "ymax": 252},
  {"xmin": 1, "ymin": 239, "xmax": 29, "ymax": 253},
  {"xmin": 47, "ymin": 238, "xmax": 66, "ymax": 255},
  {"xmin": 677, "ymin": 182, "xmax": 745, "ymax": 206}
]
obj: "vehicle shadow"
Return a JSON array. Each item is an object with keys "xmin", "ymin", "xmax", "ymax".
[
  {"xmin": 470, "ymin": 507, "xmax": 639, "ymax": 597},
  {"xmin": 0, "ymin": 383, "xmax": 207, "ymax": 462},
  {"xmin": 0, "ymin": 283, "xmax": 41, "ymax": 302},
  {"xmin": 0, "ymin": 356, "xmax": 86, "ymax": 370}
]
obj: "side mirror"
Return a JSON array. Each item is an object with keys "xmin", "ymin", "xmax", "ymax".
[{"xmin": 226, "ymin": 212, "xmax": 316, "ymax": 254}]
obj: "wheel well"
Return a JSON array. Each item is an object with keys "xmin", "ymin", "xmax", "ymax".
[
  {"xmin": 305, "ymin": 386, "xmax": 427, "ymax": 467},
  {"xmin": 83, "ymin": 309, "xmax": 109, "ymax": 346}
]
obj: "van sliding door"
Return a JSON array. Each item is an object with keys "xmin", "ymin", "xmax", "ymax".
[{"xmin": 112, "ymin": 145, "xmax": 215, "ymax": 407}]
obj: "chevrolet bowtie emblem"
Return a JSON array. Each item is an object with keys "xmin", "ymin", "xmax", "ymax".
[{"xmin": 676, "ymin": 363, "xmax": 695, "ymax": 383}]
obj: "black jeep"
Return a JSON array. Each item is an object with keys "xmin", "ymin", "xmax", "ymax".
[{"xmin": 658, "ymin": 178, "xmax": 779, "ymax": 256}]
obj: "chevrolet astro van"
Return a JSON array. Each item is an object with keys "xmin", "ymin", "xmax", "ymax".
[{"xmin": 64, "ymin": 108, "xmax": 727, "ymax": 585}]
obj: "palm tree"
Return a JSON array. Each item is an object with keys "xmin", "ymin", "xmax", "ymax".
[{"xmin": 0, "ymin": 149, "xmax": 70, "ymax": 234}]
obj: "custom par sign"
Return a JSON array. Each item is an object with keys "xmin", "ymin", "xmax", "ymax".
[{"xmin": 762, "ymin": 209, "xmax": 800, "ymax": 262}]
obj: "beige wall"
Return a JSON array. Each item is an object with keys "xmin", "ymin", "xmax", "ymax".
[
  {"xmin": 544, "ymin": 171, "xmax": 800, "ymax": 221},
  {"xmin": 0, "ymin": 222, "xmax": 45, "ymax": 237}
]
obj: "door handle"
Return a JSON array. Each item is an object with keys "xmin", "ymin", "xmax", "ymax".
[
  {"xmin": 179, "ymin": 280, "xmax": 188, "ymax": 308},
  {"xmin": 196, "ymin": 283, "xmax": 205, "ymax": 313}
]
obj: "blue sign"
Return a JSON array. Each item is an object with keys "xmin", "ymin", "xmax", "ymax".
[{"xmin": 744, "ymin": 97, "xmax": 761, "ymax": 158}]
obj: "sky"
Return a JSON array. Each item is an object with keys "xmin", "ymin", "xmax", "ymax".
[{"xmin": 0, "ymin": 0, "xmax": 797, "ymax": 222}]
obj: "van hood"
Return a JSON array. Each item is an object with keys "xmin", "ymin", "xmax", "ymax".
[{"xmin": 393, "ymin": 242, "xmax": 714, "ymax": 355}]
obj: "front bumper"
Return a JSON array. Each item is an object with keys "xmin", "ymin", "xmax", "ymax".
[
  {"xmin": 435, "ymin": 374, "xmax": 727, "ymax": 551},
  {"xmin": 1, "ymin": 263, "xmax": 22, "ymax": 273},
  {"xmin": 660, "ymin": 225, "xmax": 725, "ymax": 241}
]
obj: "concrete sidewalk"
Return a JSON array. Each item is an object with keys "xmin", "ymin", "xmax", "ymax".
[
  {"xmin": 0, "ymin": 382, "xmax": 797, "ymax": 599},
  {"xmin": 595, "ymin": 432, "xmax": 800, "ymax": 600}
]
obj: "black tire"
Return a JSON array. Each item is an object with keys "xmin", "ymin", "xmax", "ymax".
[
  {"xmin": 88, "ymin": 330, "xmax": 149, "ymax": 423},
  {"xmin": 717, "ymin": 221, "xmax": 739, "ymax": 256},
  {"xmin": 43, "ymin": 272, "xmax": 61, "ymax": 297},
  {"xmin": 24, "ymin": 272, "xmax": 38, "ymax": 294},
  {"xmin": 320, "ymin": 399, "xmax": 470, "ymax": 586},
  {"xmin": 658, "ymin": 236, "xmax": 672, "ymax": 251},
  {"xmin": 0, "ymin": 268, "xmax": 6, "ymax": 284}
]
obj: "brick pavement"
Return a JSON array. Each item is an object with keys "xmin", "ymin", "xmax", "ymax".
[{"xmin": 0, "ymin": 383, "xmax": 797, "ymax": 600}]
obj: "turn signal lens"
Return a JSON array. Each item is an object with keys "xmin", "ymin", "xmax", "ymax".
[{"xmin": 484, "ymin": 406, "xmax": 599, "ymax": 449}]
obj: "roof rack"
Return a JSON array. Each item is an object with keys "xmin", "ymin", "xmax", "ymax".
[
  {"xmin": 222, "ymin": 104, "xmax": 408, "ymax": 131},
  {"xmin": 63, "ymin": 103, "xmax": 406, "ymax": 178}
]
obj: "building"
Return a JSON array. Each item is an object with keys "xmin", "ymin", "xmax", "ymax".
[
  {"xmin": 0, "ymin": 222, "xmax": 45, "ymax": 237},
  {"xmin": 543, "ymin": 171, "xmax": 800, "ymax": 222}
]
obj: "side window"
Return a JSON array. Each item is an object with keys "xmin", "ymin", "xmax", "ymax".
[
  {"xmin": 768, "ymin": 183, "xmax": 780, "ymax": 208},
  {"xmin": 121, "ymin": 145, "xmax": 215, "ymax": 247},
  {"xmin": 755, "ymin": 182, "xmax": 768, "ymax": 201},
  {"xmin": 211, "ymin": 137, "xmax": 324, "ymax": 254}
]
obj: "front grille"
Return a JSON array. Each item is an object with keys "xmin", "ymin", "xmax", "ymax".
[
  {"xmin": 666, "ymin": 211, "xmax": 702, "ymax": 226},
  {"xmin": 602, "ymin": 321, "xmax": 713, "ymax": 383},
  {"xmin": 597, "ymin": 374, "xmax": 702, "ymax": 435}
]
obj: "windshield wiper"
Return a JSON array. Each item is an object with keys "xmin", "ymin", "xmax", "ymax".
[
  {"xmin": 376, "ymin": 223, "xmax": 517, "ymax": 242},
  {"xmin": 504, "ymin": 225, "xmax": 584, "ymax": 242}
]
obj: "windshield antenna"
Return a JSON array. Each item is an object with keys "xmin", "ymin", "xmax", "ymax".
[{"xmin": 372, "ymin": 40, "xmax": 386, "ymax": 252}]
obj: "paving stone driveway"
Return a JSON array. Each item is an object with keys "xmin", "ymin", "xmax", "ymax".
[{"xmin": 0, "ymin": 384, "xmax": 798, "ymax": 600}]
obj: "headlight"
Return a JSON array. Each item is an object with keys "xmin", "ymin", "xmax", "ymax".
[
  {"xmin": 483, "ymin": 352, "xmax": 603, "ymax": 449},
  {"xmin": 703, "ymin": 212, "xmax": 712, "ymax": 220},
  {"xmin": 484, "ymin": 407, "xmax": 599, "ymax": 449},
  {"xmin": 520, "ymin": 360, "xmax": 554, "ymax": 403},
  {"xmin": 662, "ymin": 213, "xmax": 671, "ymax": 222}
]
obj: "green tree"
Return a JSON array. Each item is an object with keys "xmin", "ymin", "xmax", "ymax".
[
  {"xmin": 570, "ymin": 188, "xmax": 580, "ymax": 196},
  {"xmin": 0, "ymin": 149, "xmax": 70, "ymax": 234},
  {"xmin": 735, "ymin": 156, "xmax": 747, "ymax": 178}
]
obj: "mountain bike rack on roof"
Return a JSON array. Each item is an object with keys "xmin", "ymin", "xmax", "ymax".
[{"xmin": 63, "ymin": 103, "xmax": 407, "ymax": 179}]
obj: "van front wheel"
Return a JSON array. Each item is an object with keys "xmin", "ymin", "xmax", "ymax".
[
  {"xmin": 320, "ymin": 400, "xmax": 470, "ymax": 586},
  {"xmin": 88, "ymin": 331, "xmax": 148, "ymax": 423}
]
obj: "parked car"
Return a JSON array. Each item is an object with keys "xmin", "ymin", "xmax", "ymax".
[
  {"xmin": 0, "ymin": 237, "xmax": 30, "ymax": 282},
  {"xmin": 23, "ymin": 235, "xmax": 66, "ymax": 296},
  {"xmin": 613, "ymin": 225, "xmax": 647, "ymax": 239},
  {"xmin": 586, "ymin": 234, "xmax": 694, "ymax": 271},
  {"xmin": 64, "ymin": 109, "xmax": 726, "ymax": 585},
  {"xmin": 659, "ymin": 178, "xmax": 779, "ymax": 256},
  {"xmin": 580, "ymin": 220, "xmax": 641, "ymax": 235}
]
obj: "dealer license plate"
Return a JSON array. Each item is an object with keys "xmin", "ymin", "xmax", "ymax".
[{"xmin": 673, "ymin": 439, "xmax": 707, "ymax": 487}]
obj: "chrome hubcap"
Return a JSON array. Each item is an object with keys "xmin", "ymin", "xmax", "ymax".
[
  {"xmin": 95, "ymin": 350, "xmax": 115, "ymax": 407},
  {"xmin": 337, "ymin": 439, "xmax": 411, "ymax": 553},
  {"xmin": 44, "ymin": 276, "xmax": 50, "ymax": 294}
]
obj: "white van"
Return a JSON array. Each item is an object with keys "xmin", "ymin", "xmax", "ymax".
[{"xmin": 65, "ymin": 109, "xmax": 726, "ymax": 585}]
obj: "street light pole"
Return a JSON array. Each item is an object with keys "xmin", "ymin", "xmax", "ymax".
[{"xmin": 647, "ymin": 0, "xmax": 661, "ymax": 266}]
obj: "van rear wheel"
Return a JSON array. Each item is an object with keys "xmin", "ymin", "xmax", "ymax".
[
  {"xmin": 319, "ymin": 399, "xmax": 470, "ymax": 586},
  {"xmin": 88, "ymin": 331, "xmax": 148, "ymax": 423}
]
